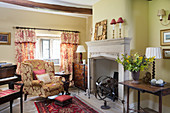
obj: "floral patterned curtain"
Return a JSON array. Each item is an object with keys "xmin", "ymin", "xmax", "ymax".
[
  {"xmin": 15, "ymin": 29, "xmax": 36, "ymax": 74},
  {"xmin": 60, "ymin": 32, "xmax": 79, "ymax": 83}
]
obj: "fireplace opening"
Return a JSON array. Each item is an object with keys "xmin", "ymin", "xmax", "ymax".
[
  {"xmin": 94, "ymin": 59, "xmax": 118, "ymax": 82},
  {"xmin": 93, "ymin": 59, "xmax": 119, "ymax": 101},
  {"xmin": 95, "ymin": 72, "xmax": 118, "ymax": 101}
]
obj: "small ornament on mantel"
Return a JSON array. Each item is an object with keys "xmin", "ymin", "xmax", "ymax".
[
  {"xmin": 117, "ymin": 17, "xmax": 124, "ymax": 38},
  {"xmin": 110, "ymin": 19, "xmax": 117, "ymax": 39}
]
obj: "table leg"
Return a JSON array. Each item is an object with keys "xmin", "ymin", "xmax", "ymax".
[
  {"xmin": 159, "ymin": 92, "xmax": 162, "ymax": 113},
  {"xmin": 127, "ymin": 87, "xmax": 129, "ymax": 113},
  {"xmin": 138, "ymin": 91, "xmax": 140, "ymax": 113},
  {"xmin": 64, "ymin": 75, "xmax": 70, "ymax": 95}
]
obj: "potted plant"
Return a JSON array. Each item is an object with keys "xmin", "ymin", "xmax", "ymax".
[{"xmin": 116, "ymin": 53, "xmax": 155, "ymax": 83}]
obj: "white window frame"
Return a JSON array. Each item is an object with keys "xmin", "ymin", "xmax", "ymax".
[{"xmin": 35, "ymin": 36, "xmax": 61, "ymax": 66}]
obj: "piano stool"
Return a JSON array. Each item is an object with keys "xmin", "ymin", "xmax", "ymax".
[{"xmin": 0, "ymin": 82, "xmax": 24, "ymax": 113}]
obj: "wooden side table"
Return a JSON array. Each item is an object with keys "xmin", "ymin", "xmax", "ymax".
[
  {"xmin": 55, "ymin": 72, "xmax": 71, "ymax": 95},
  {"xmin": 119, "ymin": 80, "xmax": 170, "ymax": 113}
]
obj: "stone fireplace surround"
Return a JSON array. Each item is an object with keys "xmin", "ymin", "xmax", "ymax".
[{"xmin": 86, "ymin": 38, "xmax": 131, "ymax": 106}]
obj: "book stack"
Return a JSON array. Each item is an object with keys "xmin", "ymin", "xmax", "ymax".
[{"xmin": 0, "ymin": 62, "xmax": 12, "ymax": 67}]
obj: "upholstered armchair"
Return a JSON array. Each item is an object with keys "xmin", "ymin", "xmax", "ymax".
[{"xmin": 20, "ymin": 60, "xmax": 64, "ymax": 99}]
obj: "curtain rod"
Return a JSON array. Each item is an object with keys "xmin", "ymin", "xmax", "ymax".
[{"xmin": 14, "ymin": 26, "xmax": 80, "ymax": 33}]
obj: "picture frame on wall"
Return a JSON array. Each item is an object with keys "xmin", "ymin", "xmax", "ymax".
[
  {"xmin": 163, "ymin": 49, "xmax": 170, "ymax": 59},
  {"xmin": 0, "ymin": 32, "xmax": 11, "ymax": 45},
  {"xmin": 94, "ymin": 19, "xmax": 107, "ymax": 40},
  {"xmin": 160, "ymin": 29, "xmax": 170, "ymax": 46}
]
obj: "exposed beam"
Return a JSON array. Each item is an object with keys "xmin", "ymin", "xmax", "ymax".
[{"xmin": 0, "ymin": 0, "xmax": 92, "ymax": 15}]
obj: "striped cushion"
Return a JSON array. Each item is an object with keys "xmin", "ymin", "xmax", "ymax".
[{"xmin": 0, "ymin": 89, "xmax": 19, "ymax": 98}]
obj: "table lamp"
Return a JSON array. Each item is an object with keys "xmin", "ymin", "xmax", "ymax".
[
  {"xmin": 76, "ymin": 45, "xmax": 86, "ymax": 63},
  {"xmin": 110, "ymin": 18, "xmax": 117, "ymax": 38},
  {"xmin": 145, "ymin": 47, "xmax": 162, "ymax": 79},
  {"xmin": 117, "ymin": 17, "xmax": 124, "ymax": 38}
]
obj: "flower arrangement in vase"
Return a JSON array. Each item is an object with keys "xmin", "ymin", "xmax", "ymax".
[{"xmin": 116, "ymin": 53, "xmax": 155, "ymax": 83}]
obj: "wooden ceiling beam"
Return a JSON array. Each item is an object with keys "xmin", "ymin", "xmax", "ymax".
[{"xmin": 0, "ymin": 0, "xmax": 92, "ymax": 15}]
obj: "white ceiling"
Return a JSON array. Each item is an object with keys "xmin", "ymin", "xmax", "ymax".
[{"xmin": 0, "ymin": 0, "xmax": 100, "ymax": 18}]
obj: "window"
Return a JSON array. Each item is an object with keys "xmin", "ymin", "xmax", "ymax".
[
  {"xmin": 35, "ymin": 37, "xmax": 61, "ymax": 65},
  {"xmin": 42, "ymin": 39, "xmax": 50, "ymax": 59}
]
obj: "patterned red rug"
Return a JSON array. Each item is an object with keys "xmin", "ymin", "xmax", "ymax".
[{"xmin": 34, "ymin": 96, "xmax": 99, "ymax": 113}]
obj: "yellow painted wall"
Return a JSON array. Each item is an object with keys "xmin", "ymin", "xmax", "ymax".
[
  {"xmin": 0, "ymin": 7, "xmax": 89, "ymax": 66},
  {"xmin": 93, "ymin": 0, "xmax": 170, "ymax": 112},
  {"xmin": 93, "ymin": 0, "xmax": 127, "ymax": 40},
  {"xmin": 84, "ymin": 16, "xmax": 93, "ymax": 62},
  {"xmin": 93, "ymin": 0, "xmax": 148, "ymax": 54},
  {"xmin": 148, "ymin": 0, "xmax": 170, "ymax": 112}
]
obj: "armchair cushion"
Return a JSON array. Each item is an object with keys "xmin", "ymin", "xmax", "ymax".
[
  {"xmin": 36, "ymin": 73, "xmax": 51, "ymax": 84},
  {"xmin": 32, "ymin": 80, "xmax": 43, "ymax": 86},
  {"xmin": 33, "ymin": 69, "xmax": 45, "ymax": 80},
  {"xmin": 43, "ymin": 82, "xmax": 63, "ymax": 92}
]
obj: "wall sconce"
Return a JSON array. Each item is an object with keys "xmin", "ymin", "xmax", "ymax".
[
  {"xmin": 157, "ymin": 9, "xmax": 170, "ymax": 26},
  {"xmin": 110, "ymin": 19, "xmax": 116, "ymax": 38}
]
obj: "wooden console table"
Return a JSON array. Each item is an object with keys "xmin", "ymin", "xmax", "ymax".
[
  {"xmin": 119, "ymin": 80, "xmax": 170, "ymax": 113},
  {"xmin": 55, "ymin": 72, "xmax": 71, "ymax": 95}
]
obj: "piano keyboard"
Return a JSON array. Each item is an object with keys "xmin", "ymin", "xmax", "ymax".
[{"xmin": 0, "ymin": 76, "xmax": 18, "ymax": 82}]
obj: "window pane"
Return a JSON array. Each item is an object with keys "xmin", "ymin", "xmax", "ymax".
[
  {"xmin": 52, "ymin": 39, "xmax": 61, "ymax": 60},
  {"xmin": 42, "ymin": 40, "xmax": 50, "ymax": 59}
]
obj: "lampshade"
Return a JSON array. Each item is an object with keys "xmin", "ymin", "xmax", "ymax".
[
  {"xmin": 157, "ymin": 9, "xmax": 166, "ymax": 16},
  {"xmin": 117, "ymin": 17, "xmax": 124, "ymax": 23},
  {"xmin": 76, "ymin": 45, "xmax": 86, "ymax": 53},
  {"xmin": 145, "ymin": 47, "xmax": 162, "ymax": 59},
  {"xmin": 110, "ymin": 19, "xmax": 116, "ymax": 25}
]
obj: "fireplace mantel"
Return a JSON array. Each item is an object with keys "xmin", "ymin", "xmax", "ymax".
[
  {"xmin": 86, "ymin": 37, "xmax": 131, "ymax": 59},
  {"xmin": 86, "ymin": 37, "xmax": 131, "ymax": 47},
  {"xmin": 86, "ymin": 37, "xmax": 131, "ymax": 107}
]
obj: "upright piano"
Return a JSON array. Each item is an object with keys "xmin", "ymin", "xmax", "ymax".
[{"xmin": 0, "ymin": 65, "xmax": 21, "ymax": 86}]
